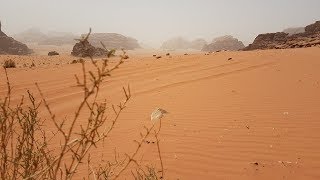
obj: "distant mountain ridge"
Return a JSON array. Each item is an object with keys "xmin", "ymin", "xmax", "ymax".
[
  {"xmin": 14, "ymin": 29, "xmax": 141, "ymax": 49},
  {"xmin": 13, "ymin": 28, "xmax": 48, "ymax": 43},
  {"xmin": 161, "ymin": 37, "xmax": 207, "ymax": 50},
  {"xmin": 202, "ymin": 35, "xmax": 245, "ymax": 52},
  {"xmin": 14, "ymin": 28, "xmax": 78, "ymax": 46}
]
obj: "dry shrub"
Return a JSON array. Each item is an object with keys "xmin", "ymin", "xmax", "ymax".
[
  {"xmin": 71, "ymin": 58, "xmax": 84, "ymax": 64},
  {"xmin": 3, "ymin": 59, "xmax": 16, "ymax": 68},
  {"xmin": 0, "ymin": 29, "xmax": 165, "ymax": 180}
]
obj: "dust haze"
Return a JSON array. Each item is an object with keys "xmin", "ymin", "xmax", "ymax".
[{"xmin": 1, "ymin": 0, "xmax": 320, "ymax": 48}]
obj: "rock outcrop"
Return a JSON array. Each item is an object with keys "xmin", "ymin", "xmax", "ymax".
[
  {"xmin": 85, "ymin": 33, "xmax": 140, "ymax": 50},
  {"xmin": 243, "ymin": 21, "xmax": 320, "ymax": 51},
  {"xmin": 71, "ymin": 39, "xmax": 107, "ymax": 57},
  {"xmin": 202, "ymin": 35, "xmax": 245, "ymax": 52},
  {"xmin": 305, "ymin": 21, "xmax": 320, "ymax": 34},
  {"xmin": 0, "ymin": 21, "xmax": 33, "ymax": 55},
  {"xmin": 243, "ymin": 32, "xmax": 288, "ymax": 50}
]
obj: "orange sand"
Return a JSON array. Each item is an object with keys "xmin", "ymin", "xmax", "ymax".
[{"xmin": 1, "ymin": 47, "xmax": 320, "ymax": 179}]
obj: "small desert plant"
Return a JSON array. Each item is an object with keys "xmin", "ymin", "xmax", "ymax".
[
  {"xmin": 99, "ymin": 41, "xmax": 116, "ymax": 58},
  {"xmin": 71, "ymin": 58, "xmax": 84, "ymax": 64},
  {"xmin": 3, "ymin": 59, "xmax": 16, "ymax": 68},
  {"xmin": 0, "ymin": 29, "xmax": 165, "ymax": 180},
  {"xmin": 30, "ymin": 61, "xmax": 36, "ymax": 68}
]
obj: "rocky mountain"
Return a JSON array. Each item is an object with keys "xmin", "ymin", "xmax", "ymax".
[
  {"xmin": 14, "ymin": 28, "xmax": 77, "ymax": 46},
  {"xmin": 283, "ymin": 27, "xmax": 305, "ymax": 36},
  {"xmin": 189, "ymin": 39, "xmax": 207, "ymax": 50},
  {"xmin": 305, "ymin": 21, "xmax": 320, "ymax": 33},
  {"xmin": 161, "ymin": 37, "xmax": 190, "ymax": 50},
  {"xmin": 161, "ymin": 37, "xmax": 207, "ymax": 50},
  {"xmin": 202, "ymin": 35, "xmax": 245, "ymax": 52},
  {"xmin": 85, "ymin": 33, "xmax": 140, "ymax": 50},
  {"xmin": 0, "ymin": 22, "xmax": 33, "ymax": 55},
  {"xmin": 14, "ymin": 28, "xmax": 141, "ymax": 49},
  {"xmin": 243, "ymin": 21, "xmax": 320, "ymax": 51},
  {"xmin": 13, "ymin": 28, "xmax": 47, "ymax": 43},
  {"xmin": 38, "ymin": 31, "xmax": 78, "ymax": 46}
]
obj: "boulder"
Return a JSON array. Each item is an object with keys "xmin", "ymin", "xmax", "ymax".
[
  {"xmin": 0, "ymin": 21, "xmax": 33, "ymax": 55},
  {"xmin": 48, "ymin": 51, "xmax": 59, "ymax": 56}
]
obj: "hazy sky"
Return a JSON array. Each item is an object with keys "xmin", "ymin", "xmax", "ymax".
[{"xmin": 1, "ymin": 0, "xmax": 320, "ymax": 47}]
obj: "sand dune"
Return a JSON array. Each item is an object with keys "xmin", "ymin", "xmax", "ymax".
[{"xmin": 1, "ymin": 47, "xmax": 320, "ymax": 179}]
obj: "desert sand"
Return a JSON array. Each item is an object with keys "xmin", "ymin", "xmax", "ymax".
[{"xmin": 1, "ymin": 47, "xmax": 320, "ymax": 179}]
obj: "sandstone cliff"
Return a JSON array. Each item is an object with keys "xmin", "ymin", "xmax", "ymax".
[{"xmin": 244, "ymin": 21, "xmax": 320, "ymax": 51}]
